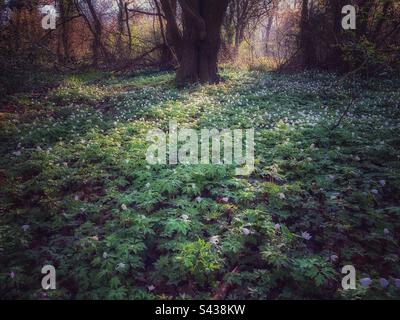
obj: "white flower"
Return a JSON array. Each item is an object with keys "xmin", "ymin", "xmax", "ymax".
[
  {"xmin": 371, "ymin": 189, "xmax": 378, "ymax": 195},
  {"xmin": 103, "ymin": 252, "xmax": 108, "ymax": 259},
  {"xmin": 12, "ymin": 150, "xmax": 22, "ymax": 157},
  {"xmin": 222, "ymin": 197, "xmax": 229, "ymax": 203},
  {"xmin": 10, "ymin": 271, "xmax": 15, "ymax": 279},
  {"xmin": 195, "ymin": 196, "xmax": 203, "ymax": 203},
  {"xmin": 121, "ymin": 204, "xmax": 128, "ymax": 210},
  {"xmin": 301, "ymin": 231, "xmax": 312, "ymax": 241},
  {"xmin": 145, "ymin": 183, "xmax": 150, "ymax": 188},
  {"xmin": 278, "ymin": 193, "xmax": 285, "ymax": 200},
  {"xmin": 274, "ymin": 223, "xmax": 281, "ymax": 232},
  {"xmin": 74, "ymin": 194, "xmax": 80, "ymax": 201},
  {"xmin": 242, "ymin": 227, "xmax": 251, "ymax": 236},
  {"xmin": 330, "ymin": 254, "xmax": 339, "ymax": 262},
  {"xmin": 91, "ymin": 236, "xmax": 99, "ymax": 241},
  {"xmin": 209, "ymin": 235, "xmax": 220, "ymax": 246},
  {"xmin": 116, "ymin": 262, "xmax": 126, "ymax": 271},
  {"xmin": 181, "ymin": 214, "xmax": 190, "ymax": 221},
  {"xmin": 384, "ymin": 228, "xmax": 390, "ymax": 235},
  {"xmin": 147, "ymin": 285, "xmax": 156, "ymax": 292},
  {"xmin": 21, "ymin": 225, "xmax": 30, "ymax": 232},
  {"xmin": 330, "ymin": 193, "xmax": 340, "ymax": 200},
  {"xmin": 379, "ymin": 180, "xmax": 386, "ymax": 187}
]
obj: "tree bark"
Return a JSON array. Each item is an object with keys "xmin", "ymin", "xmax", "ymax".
[
  {"xmin": 160, "ymin": 0, "xmax": 230, "ymax": 86},
  {"xmin": 233, "ymin": 24, "xmax": 244, "ymax": 59},
  {"xmin": 264, "ymin": 15, "xmax": 273, "ymax": 55},
  {"xmin": 58, "ymin": 0, "xmax": 73, "ymax": 63},
  {"xmin": 327, "ymin": 0, "xmax": 345, "ymax": 69},
  {"xmin": 155, "ymin": 0, "xmax": 176, "ymax": 69},
  {"xmin": 299, "ymin": 0, "xmax": 316, "ymax": 68},
  {"xmin": 77, "ymin": 0, "xmax": 110, "ymax": 66},
  {"xmin": 124, "ymin": 2, "xmax": 132, "ymax": 55},
  {"xmin": 116, "ymin": 0, "xmax": 125, "ymax": 58}
]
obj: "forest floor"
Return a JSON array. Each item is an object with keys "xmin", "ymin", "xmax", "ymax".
[{"xmin": 1, "ymin": 69, "xmax": 400, "ymax": 299}]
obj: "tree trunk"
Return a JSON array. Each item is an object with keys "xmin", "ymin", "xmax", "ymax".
[
  {"xmin": 264, "ymin": 15, "xmax": 273, "ymax": 55},
  {"xmin": 221, "ymin": 4, "xmax": 235, "ymax": 60},
  {"xmin": 58, "ymin": 0, "xmax": 73, "ymax": 63},
  {"xmin": 357, "ymin": 0, "xmax": 372, "ymax": 39},
  {"xmin": 124, "ymin": 2, "xmax": 132, "ymax": 56},
  {"xmin": 82, "ymin": 0, "xmax": 110, "ymax": 66},
  {"xmin": 155, "ymin": 0, "xmax": 176, "ymax": 69},
  {"xmin": 233, "ymin": 25, "xmax": 244, "ymax": 59},
  {"xmin": 327, "ymin": 0, "xmax": 344, "ymax": 69},
  {"xmin": 116, "ymin": 0, "xmax": 125, "ymax": 59},
  {"xmin": 299, "ymin": 0, "xmax": 316, "ymax": 68},
  {"xmin": 160, "ymin": 0, "xmax": 229, "ymax": 86}
]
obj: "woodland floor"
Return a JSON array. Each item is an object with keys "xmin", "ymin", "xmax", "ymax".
[{"xmin": 1, "ymin": 69, "xmax": 400, "ymax": 299}]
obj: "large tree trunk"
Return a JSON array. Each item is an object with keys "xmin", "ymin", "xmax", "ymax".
[{"xmin": 160, "ymin": 0, "xmax": 230, "ymax": 86}]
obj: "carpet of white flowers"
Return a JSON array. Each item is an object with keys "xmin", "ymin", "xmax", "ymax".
[{"xmin": 1, "ymin": 69, "xmax": 399, "ymax": 299}]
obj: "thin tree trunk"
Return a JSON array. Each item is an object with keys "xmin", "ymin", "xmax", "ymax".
[
  {"xmin": 264, "ymin": 15, "xmax": 273, "ymax": 55},
  {"xmin": 116, "ymin": 0, "xmax": 125, "ymax": 59},
  {"xmin": 124, "ymin": 2, "xmax": 132, "ymax": 55},
  {"xmin": 233, "ymin": 25, "xmax": 244, "ymax": 59},
  {"xmin": 58, "ymin": 0, "xmax": 72, "ymax": 62},
  {"xmin": 83, "ymin": 0, "xmax": 110, "ymax": 66}
]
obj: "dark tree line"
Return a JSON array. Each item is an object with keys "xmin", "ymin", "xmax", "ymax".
[
  {"xmin": 292, "ymin": 0, "xmax": 400, "ymax": 72},
  {"xmin": 0, "ymin": 0, "xmax": 399, "ymax": 92}
]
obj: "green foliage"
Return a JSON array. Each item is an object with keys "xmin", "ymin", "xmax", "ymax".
[
  {"xmin": 1, "ymin": 69, "xmax": 399, "ymax": 299},
  {"xmin": 175, "ymin": 239, "xmax": 222, "ymax": 285}
]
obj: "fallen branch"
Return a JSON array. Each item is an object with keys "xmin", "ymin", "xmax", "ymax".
[
  {"xmin": 128, "ymin": 8, "xmax": 165, "ymax": 18},
  {"xmin": 330, "ymin": 98, "xmax": 354, "ymax": 131},
  {"xmin": 113, "ymin": 45, "xmax": 164, "ymax": 73}
]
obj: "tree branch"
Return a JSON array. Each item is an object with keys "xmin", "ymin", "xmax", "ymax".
[
  {"xmin": 128, "ymin": 8, "xmax": 165, "ymax": 18},
  {"xmin": 160, "ymin": 0, "xmax": 182, "ymax": 44}
]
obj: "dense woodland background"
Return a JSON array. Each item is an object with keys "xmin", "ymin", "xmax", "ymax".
[
  {"xmin": 1, "ymin": 0, "xmax": 400, "ymax": 300},
  {"xmin": 1, "ymin": 0, "xmax": 399, "ymax": 92}
]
